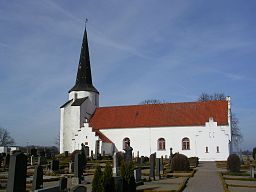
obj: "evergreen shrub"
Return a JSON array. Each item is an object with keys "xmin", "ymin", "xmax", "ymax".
[
  {"xmin": 171, "ymin": 153, "xmax": 190, "ymax": 172},
  {"xmin": 227, "ymin": 154, "xmax": 241, "ymax": 173},
  {"xmin": 92, "ymin": 164, "xmax": 103, "ymax": 192},
  {"xmin": 120, "ymin": 161, "xmax": 136, "ymax": 192},
  {"xmin": 103, "ymin": 162, "xmax": 115, "ymax": 192}
]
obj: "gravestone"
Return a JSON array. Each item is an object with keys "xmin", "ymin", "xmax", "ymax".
[
  {"xmin": 4, "ymin": 154, "xmax": 10, "ymax": 168},
  {"xmin": 59, "ymin": 177, "xmax": 68, "ymax": 191},
  {"xmin": 31, "ymin": 155, "xmax": 35, "ymax": 166},
  {"xmin": 32, "ymin": 165, "xmax": 43, "ymax": 190},
  {"xmin": 95, "ymin": 140, "xmax": 100, "ymax": 159},
  {"xmin": 113, "ymin": 176, "xmax": 123, "ymax": 192},
  {"xmin": 150, "ymin": 153, "xmax": 156, "ymax": 180},
  {"xmin": 134, "ymin": 168, "xmax": 141, "ymax": 182},
  {"xmin": 38, "ymin": 156, "xmax": 47, "ymax": 165},
  {"xmin": 71, "ymin": 185, "xmax": 87, "ymax": 192},
  {"xmin": 40, "ymin": 150, "xmax": 46, "ymax": 157},
  {"xmin": 160, "ymin": 156, "xmax": 164, "ymax": 174},
  {"xmin": 124, "ymin": 146, "xmax": 133, "ymax": 164},
  {"xmin": 64, "ymin": 151, "xmax": 69, "ymax": 157},
  {"xmin": 140, "ymin": 156, "xmax": 145, "ymax": 165},
  {"xmin": 113, "ymin": 152, "xmax": 123, "ymax": 176},
  {"xmin": 31, "ymin": 148, "xmax": 38, "ymax": 156},
  {"xmin": 250, "ymin": 165, "xmax": 255, "ymax": 178},
  {"xmin": 69, "ymin": 162, "xmax": 74, "ymax": 173},
  {"xmin": 156, "ymin": 158, "xmax": 161, "ymax": 179},
  {"xmin": 90, "ymin": 150, "xmax": 93, "ymax": 160},
  {"xmin": 74, "ymin": 153, "xmax": 83, "ymax": 184},
  {"xmin": 7, "ymin": 153, "xmax": 27, "ymax": 192},
  {"xmin": 51, "ymin": 160, "xmax": 59, "ymax": 172}
]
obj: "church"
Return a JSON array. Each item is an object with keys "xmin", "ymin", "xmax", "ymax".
[{"xmin": 60, "ymin": 26, "xmax": 232, "ymax": 161}]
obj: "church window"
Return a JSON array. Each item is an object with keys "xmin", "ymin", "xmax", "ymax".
[
  {"xmin": 123, "ymin": 137, "xmax": 130, "ymax": 149},
  {"xmin": 182, "ymin": 137, "xmax": 190, "ymax": 150},
  {"xmin": 206, "ymin": 146, "xmax": 209, "ymax": 153},
  {"xmin": 157, "ymin": 138, "xmax": 166, "ymax": 150},
  {"xmin": 217, "ymin": 146, "xmax": 219, "ymax": 153}
]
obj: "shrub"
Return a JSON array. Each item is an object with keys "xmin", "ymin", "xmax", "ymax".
[
  {"xmin": 103, "ymin": 162, "xmax": 115, "ymax": 192},
  {"xmin": 171, "ymin": 153, "xmax": 190, "ymax": 172},
  {"xmin": 227, "ymin": 154, "xmax": 241, "ymax": 173},
  {"xmin": 188, "ymin": 157, "xmax": 199, "ymax": 167},
  {"xmin": 92, "ymin": 165, "xmax": 103, "ymax": 192},
  {"xmin": 253, "ymin": 147, "xmax": 256, "ymax": 160},
  {"xmin": 120, "ymin": 161, "xmax": 136, "ymax": 192}
]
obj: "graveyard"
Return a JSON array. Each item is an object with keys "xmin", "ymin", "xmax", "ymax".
[{"xmin": 0, "ymin": 145, "xmax": 255, "ymax": 192}]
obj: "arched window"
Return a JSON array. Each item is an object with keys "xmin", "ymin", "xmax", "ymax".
[
  {"xmin": 182, "ymin": 137, "xmax": 190, "ymax": 150},
  {"xmin": 158, "ymin": 138, "xmax": 166, "ymax": 150},
  {"xmin": 123, "ymin": 137, "xmax": 130, "ymax": 149}
]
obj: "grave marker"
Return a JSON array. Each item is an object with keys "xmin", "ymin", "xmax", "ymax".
[{"xmin": 7, "ymin": 153, "xmax": 27, "ymax": 192}]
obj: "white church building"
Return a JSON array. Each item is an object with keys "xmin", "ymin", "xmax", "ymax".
[{"xmin": 60, "ymin": 26, "xmax": 232, "ymax": 161}]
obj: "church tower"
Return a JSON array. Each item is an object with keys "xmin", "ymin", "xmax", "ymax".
[{"xmin": 60, "ymin": 26, "xmax": 99, "ymax": 153}]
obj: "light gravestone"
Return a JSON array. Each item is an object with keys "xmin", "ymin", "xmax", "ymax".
[
  {"xmin": 250, "ymin": 165, "xmax": 255, "ymax": 178},
  {"xmin": 32, "ymin": 165, "xmax": 43, "ymax": 190},
  {"xmin": 150, "ymin": 153, "xmax": 156, "ymax": 180},
  {"xmin": 7, "ymin": 153, "xmax": 27, "ymax": 192},
  {"xmin": 69, "ymin": 161, "xmax": 74, "ymax": 173}
]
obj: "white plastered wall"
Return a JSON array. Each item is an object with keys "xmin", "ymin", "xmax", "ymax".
[{"xmin": 100, "ymin": 118, "xmax": 231, "ymax": 161}]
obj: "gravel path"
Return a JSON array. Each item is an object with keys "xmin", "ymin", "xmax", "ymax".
[{"xmin": 184, "ymin": 161, "xmax": 223, "ymax": 192}]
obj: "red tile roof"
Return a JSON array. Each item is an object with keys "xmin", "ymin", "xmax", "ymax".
[{"xmin": 90, "ymin": 100, "xmax": 229, "ymax": 130}]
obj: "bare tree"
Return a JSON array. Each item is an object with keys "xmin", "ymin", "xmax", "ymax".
[
  {"xmin": 198, "ymin": 92, "xmax": 226, "ymax": 101},
  {"xmin": 0, "ymin": 127, "xmax": 15, "ymax": 146},
  {"xmin": 139, "ymin": 99, "xmax": 164, "ymax": 105}
]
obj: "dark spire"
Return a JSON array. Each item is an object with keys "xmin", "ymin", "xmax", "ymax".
[{"xmin": 69, "ymin": 24, "xmax": 98, "ymax": 93}]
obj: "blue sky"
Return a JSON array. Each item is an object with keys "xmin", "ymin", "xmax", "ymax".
[{"xmin": 0, "ymin": 0, "xmax": 255, "ymax": 150}]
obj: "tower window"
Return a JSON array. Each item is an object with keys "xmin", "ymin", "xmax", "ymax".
[
  {"xmin": 217, "ymin": 146, "xmax": 219, "ymax": 153},
  {"xmin": 206, "ymin": 147, "xmax": 209, "ymax": 153}
]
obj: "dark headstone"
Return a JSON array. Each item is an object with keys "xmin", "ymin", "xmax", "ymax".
[
  {"xmin": 74, "ymin": 153, "xmax": 83, "ymax": 183},
  {"xmin": 140, "ymin": 156, "xmax": 145, "ymax": 165},
  {"xmin": 113, "ymin": 176, "xmax": 123, "ymax": 192},
  {"xmin": 32, "ymin": 165, "xmax": 43, "ymax": 190},
  {"xmin": 7, "ymin": 153, "xmax": 27, "ymax": 192},
  {"xmin": 39, "ymin": 151, "xmax": 46, "ymax": 157},
  {"xmin": 64, "ymin": 151, "xmax": 69, "ymax": 157},
  {"xmin": 71, "ymin": 185, "xmax": 87, "ymax": 192},
  {"xmin": 156, "ymin": 158, "xmax": 161, "ymax": 179},
  {"xmin": 38, "ymin": 156, "xmax": 48, "ymax": 165},
  {"xmin": 95, "ymin": 140, "xmax": 100, "ymax": 159},
  {"xmin": 59, "ymin": 177, "xmax": 68, "ymax": 191},
  {"xmin": 31, "ymin": 148, "xmax": 38, "ymax": 156},
  {"xmin": 149, "ymin": 153, "xmax": 156, "ymax": 180},
  {"xmin": 51, "ymin": 160, "xmax": 59, "ymax": 172},
  {"xmin": 124, "ymin": 146, "xmax": 133, "ymax": 164},
  {"xmin": 134, "ymin": 168, "xmax": 141, "ymax": 182}
]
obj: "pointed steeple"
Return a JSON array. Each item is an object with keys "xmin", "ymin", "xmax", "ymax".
[{"xmin": 69, "ymin": 25, "xmax": 98, "ymax": 93}]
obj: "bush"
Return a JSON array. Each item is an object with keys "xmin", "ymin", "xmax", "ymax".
[
  {"xmin": 103, "ymin": 162, "xmax": 115, "ymax": 192},
  {"xmin": 188, "ymin": 157, "xmax": 199, "ymax": 167},
  {"xmin": 253, "ymin": 147, "xmax": 256, "ymax": 160},
  {"xmin": 171, "ymin": 153, "xmax": 190, "ymax": 172},
  {"xmin": 120, "ymin": 161, "xmax": 136, "ymax": 192},
  {"xmin": 92, "ymin": 165, "xmax": 103, "ymax": 192},
  {"xmin": 227, "ymin": 154, "xmax": 241, "ymax": 173}
]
